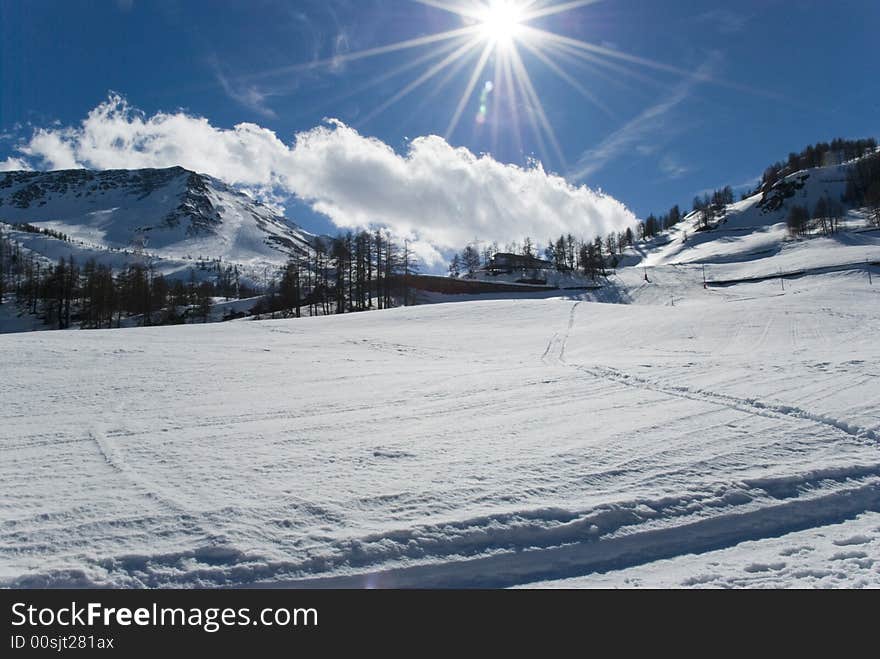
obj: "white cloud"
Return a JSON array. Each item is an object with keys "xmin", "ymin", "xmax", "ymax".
[
  {"xmin": 18, "ymin": 95, "xmax": 294, "ymax": 187},
  {"xmin": 20, "ymin": 130, "xmax": 80, "ymax": 170},
  {"xmin": 214, "ymin": 69, "xmax": 279, "ymax": 119},
  {"xmin": 10, "ymin": 95, "xmax": 637, "ymax": 259},
  {"xmin": 282, "ymin": 119, "xmax": 636, "ymax": 253},
  {"xmin": 0, "ymin": 156, "xmax": 32, "ymax": 172}
]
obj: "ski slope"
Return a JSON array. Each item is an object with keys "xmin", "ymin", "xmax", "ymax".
[{"xmin": 2, "ymin": 265, "xmax": 879, "ymax": 588}]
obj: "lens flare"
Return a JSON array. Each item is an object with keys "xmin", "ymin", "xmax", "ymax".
[{"xmin": 475, "ymin": 80, "xmax": 494, "ymax": 125}]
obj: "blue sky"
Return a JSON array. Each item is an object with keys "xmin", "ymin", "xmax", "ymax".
[{"xmin": 1, "ymin": 0, "xmax": 878, "ymax": 243}]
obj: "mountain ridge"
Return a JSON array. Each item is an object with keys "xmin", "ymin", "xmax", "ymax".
[{"xmin": 0, "ymin": 165, "xmax": 314, "ymax": 265}]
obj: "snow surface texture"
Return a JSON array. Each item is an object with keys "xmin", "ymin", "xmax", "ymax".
[
  {"xmin": 2, "ymin": 265, "xmax": 879, "ymax": 588},
  {"xmin": 521, "ymin": 513, "xmax": 880, "ymax": 588}
]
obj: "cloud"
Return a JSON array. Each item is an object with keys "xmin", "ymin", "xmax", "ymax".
[
  {"xmin": 696, "ymin": 10, "xmax": 751, "ymax": 34},
  {"xmin": 658, "ymin": 155, "xmax": 688, "ymax": 180},
  {"xmin": 0, "ymin": 157, "xmax": 32, "ymax": 172},
  {"xmin": 20, "ymin": 131, "xmax": 81, "ymax": 170},
  {"xmin": 9, "ymin": 95, "xmax": 637, "ymax": 261},
  {"xmin": 18, "ymin": 95, "xmax": 293, "ymax": 187},
  {"xmin": 214, "ymin": 69, "xmax": 278, "ymax": 119},
  {"xmin": 329, "ymin": 31, "xmax": 352, "ymax": 73},
  {"xmin": 570, "ymin": 56, "xmax": 719, "ymax": 181}
]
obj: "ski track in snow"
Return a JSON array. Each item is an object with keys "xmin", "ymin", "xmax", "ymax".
[
  {"xmin": 574, "ymin": 365, "xmax": 879, "ymax": 444},
  {"xmin": 2, "ymin": 268, "xmax": 880, "ymax": 588},
  {"xmin": 546, "ymin": 300, "xmax": 875, "ymax": 449}
]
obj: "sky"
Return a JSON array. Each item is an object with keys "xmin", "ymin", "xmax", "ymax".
[{"xmin": 1, "ymin": 0, "xmax": 878, "ymax": 257}]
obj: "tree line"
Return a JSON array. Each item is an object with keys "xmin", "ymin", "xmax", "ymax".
[
  {"xmin": 689, "ymin": 187, "xmax": 735, "ymax": 231},
  {"xmin": 0, "ymin": 225, "xmax": 425, "ymax": 329},
  {"xmin": 254, "ymin": 230, "xmax": 418, "ymax": 318},
  {"xmin": 445, "ymin": 202, "xmax": 692, "ymax": 283},
  {"xmin": 1, "ymin": 227, "xmax": 426, "ymax": 328},
  {"xmin": 785, "ymin": 196, "xmax": 847, "ymax": 238},
  {"xmin": 449, "ymin": 227, "xmax": 644, "ymax": 282},
  {"xmin": 0, "ymin": 248, "xmax": 220, "ymax": 330},
  {"xmin": 8, "ymin": 222, "xmax": 72, "ymax": 242},
  {"xmin": 844, "ymin": 150, "xmax": 880, "ymax": 227},
  {"xmin": 763, "ymin": 138, "xmax": 877, "ymax": 190},
  {"xmin": 788, "ymin": 148, "xmax": 880, "ymax": 234}
]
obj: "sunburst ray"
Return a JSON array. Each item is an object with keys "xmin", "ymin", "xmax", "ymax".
[
  {"xmin": 446, "ymin": 42, "xmax": 496, "ymax": 139},
  {"xmin": 311, "ymin": 37, "xmax": 472, "ymax": 119},
  {"xmin": 522, "ymin": 0, "xmax": 604, "ymax": 21},
  {"xmin": 508, "ymin": 46, "xmax": 567, "ymax": 169},
  {"xmin": 221, "ymin": 1, "xmax": 774, "ymax": 175},
  {"xmin": 244, "ymin": 25, "xmax": 481, "ymax": 83},
  {"xmin": 359, "ymin": 37, "xmax": 484, "ymax": 126},
  {"xmin": 517, "ymin": 38, "xmax": 613, "ymax": 117}
]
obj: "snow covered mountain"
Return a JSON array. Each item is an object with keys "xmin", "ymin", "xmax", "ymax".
[{"xmin": 0, "ymin": 166, "xmax": 314, "ymax": 266}]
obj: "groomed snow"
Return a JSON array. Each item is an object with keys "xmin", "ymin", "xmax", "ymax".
[{"xmin": 2, "ymin": 264, "xmax": 879, "ymax": 588}]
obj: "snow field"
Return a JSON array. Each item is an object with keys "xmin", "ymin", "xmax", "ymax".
[{"xmin": 2, "ymin": 266, "xmax": 879, "ymax": 587}]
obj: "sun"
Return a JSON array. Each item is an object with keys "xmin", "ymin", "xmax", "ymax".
[
  {"xmin": 284, "ymin": 0, "xmax": 728, "ymax": 169},
  {"xmin": 477, "ymin": 1, "xmax": 525, "ymax": 46}
]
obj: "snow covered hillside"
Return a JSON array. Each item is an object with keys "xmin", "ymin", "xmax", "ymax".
[
  {"xmin": 631, "ymin": 155, "xmax": 879, "ymax": 277},
  {"xmin": 0, "ymin": 167, "xmax": 314, "ymax": 271},
  {"xmin": 2, "ymin": 261, "xmax": 879, "ymax": 588}
]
